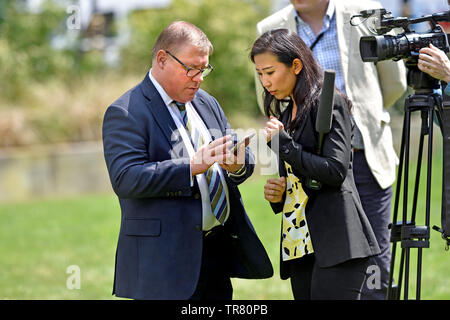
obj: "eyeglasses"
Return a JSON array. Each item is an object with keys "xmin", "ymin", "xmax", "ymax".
[{"xmin": 165, "ymin": 50, "xmax": 214, "ymax": 78}]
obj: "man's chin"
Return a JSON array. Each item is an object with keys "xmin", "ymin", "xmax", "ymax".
[{"xmin": 185, "ymin": 90, "xmax": 199, "ymax": 101}]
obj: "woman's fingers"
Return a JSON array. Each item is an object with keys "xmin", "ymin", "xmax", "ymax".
[{"xmin": 264, "ymin": 178, "xmax": 286, "ymax": 195}]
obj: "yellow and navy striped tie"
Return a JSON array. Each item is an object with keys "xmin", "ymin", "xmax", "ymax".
[{"xmin": 174, "ymin": 101, "xmax": 228, "ymax": 224}]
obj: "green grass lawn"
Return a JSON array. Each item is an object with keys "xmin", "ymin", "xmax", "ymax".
[{"xmin": 0, "ymin": 160, "xmax": 449, "ymax": 300}]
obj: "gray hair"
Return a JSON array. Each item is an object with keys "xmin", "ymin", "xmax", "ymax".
[{"xmin": 152, "ymin": 21, "xmax": 213, "ymax": 61}]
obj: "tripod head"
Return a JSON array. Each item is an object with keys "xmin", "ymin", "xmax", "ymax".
[{"xmin": 406, "ymin": 66, "xmax": 441, "ymax": 93}]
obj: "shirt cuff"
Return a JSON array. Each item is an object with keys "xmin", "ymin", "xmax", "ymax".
[{"xmin": 227, "ymin": 164, "xmax": 246, "ymax": 178}]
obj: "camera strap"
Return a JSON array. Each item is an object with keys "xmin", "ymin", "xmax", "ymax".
[{"xmin": 309, "ymin": 32, "xmax": 325, "ymax": 51}]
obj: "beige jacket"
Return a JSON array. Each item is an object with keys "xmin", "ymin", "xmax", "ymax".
[{"xmin": 255, "ymin": 0, "xmax": 407, "ymax": 189}]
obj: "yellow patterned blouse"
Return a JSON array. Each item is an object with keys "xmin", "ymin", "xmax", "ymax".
[{"xmin": 281, "ymin": 162, "xmax": 314, "ymax": 261}]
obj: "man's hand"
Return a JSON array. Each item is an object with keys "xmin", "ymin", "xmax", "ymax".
[
  {"xmin": 220, "ymin": 140, "xmax": 247, "ymax": 174},
  {"xmin": 190, "ymin": 135, "xmax": 232, "ymax": 176},
  {"xmin": 418, "ymin": 43, "xmax": 450, "ymax": 83},
  {"xmin": 264, "ymin": 177, "xmax": 286, "ymax": 203}
]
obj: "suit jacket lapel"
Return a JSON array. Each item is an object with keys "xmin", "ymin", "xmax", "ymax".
[
  {"xmin": 140, "ymin": 75, "xmax": 186, "ymax": 153},
  {"xmin": 192, "ymin": 95, "xmax": 223, "ymax": 140}
]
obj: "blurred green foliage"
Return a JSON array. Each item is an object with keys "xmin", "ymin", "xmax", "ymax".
[
  {"xmin": 0, "ymin": 0, "xmax": 269, "ymax": 146},
  {"xmin": 0, "ymin": 0, "xmax": 269, "ymax": 109},
  {"xmin": 0, "ymin": 1, "xmax": 73, "ymax": 101},
  {"xmin": 121, "ymin": 0, "xmax": 269, "ymax": 115}
]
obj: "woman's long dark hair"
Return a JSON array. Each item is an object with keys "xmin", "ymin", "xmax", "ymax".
[{"xmin": 250, "ymin": 29, "xmax": 350, "ymax": 132}]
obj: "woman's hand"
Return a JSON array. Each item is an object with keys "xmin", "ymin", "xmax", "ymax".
[
  {"xmin": 264, "ymin": 177, "xmax": 286, "ymax": 203},
  {"xmin": 264, "ymin": 116, "xmax": 284, "ymax": 142}
]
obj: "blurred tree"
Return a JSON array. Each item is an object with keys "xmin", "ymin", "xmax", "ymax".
[
  {"xmin": 0, "ymin": 1, "xmax": 71, "ymax": 101},
  {"xmin": 0, "ymin": 0, "xmax": 110, "ymax": 103},
  {"xmin": 121, "ymin": 0, "xmax": 270, "ymax": 116},
  {"xmin": 0, "ymin": 0, "xmax": 269, "ymax": 146}
]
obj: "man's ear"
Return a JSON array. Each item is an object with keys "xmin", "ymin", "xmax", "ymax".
[
  {"xmin": 155, "ymin": 50, "xmax": 168, "ymax": 69},
  {"xmin": 292, "ymin": 58, "xmax": 303, "ymax": 75}
]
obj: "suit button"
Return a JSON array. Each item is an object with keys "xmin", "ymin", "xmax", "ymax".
[
  {"xmin": 194, "ymin": 193, "xmax": 200, "ymax": 199},
  {"xmin": 195, "ymin": 225, "xmax": 201, "ymax": 231}
]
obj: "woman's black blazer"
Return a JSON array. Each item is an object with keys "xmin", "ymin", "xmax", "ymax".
[{"xmin": 269, "ymin": 93, "xmax": 380, "ymax": 278}]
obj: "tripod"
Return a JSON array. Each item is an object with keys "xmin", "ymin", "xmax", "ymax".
[{"xmin": 386, "ymin": 67, "xmax": 443, "ymax": 300}]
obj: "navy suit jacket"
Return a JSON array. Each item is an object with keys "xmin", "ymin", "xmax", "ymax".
[{"xmin": 102, "ymin": 74, "xmax": 273, "ymax": 300}]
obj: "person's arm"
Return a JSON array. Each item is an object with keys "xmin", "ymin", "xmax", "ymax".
[
  {"xmin": 418, "ymin": 43, "xmax": 450, "ymax": 83},
  {"xmin": 104, "ymin": 104, "xmax": 236, "ymax": 199},
  {"xmin": 102, "ymin": 105, "xmax": 193, "ymax": 199},
  {"xmin": 267, "ymin": 99, "xmax": 352, "ymax": 188}
]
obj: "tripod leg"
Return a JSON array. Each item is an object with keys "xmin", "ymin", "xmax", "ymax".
[
  {"xmin": 416, "ymin": 106, "xmax": 435, "ymax": 299},
  {"xmin": 425, "ymin": 106, "xmax": 433, "ymax": 236},
  {"xmin": 390, "ymin": 91, "xmax": 437, "ymax": 300},
  {"xmin": 405, "ymin": 248, "xmax": 410, "ymax": 299},
  {"xmin": 417, "ymin": 248, "xmax": 422, "ymax": 299},
  {"xmin": 387, "ymin": 112, "xmax": 407, "ymax": 300},
  {"xmin": 398, "ymin": 248, "xmax": 405, "ymax": 299},
  {"xmin": 403, "ymin": 105, "xmax": 412, "ymax": 300},
  {"xmin": 411, "ymin": 110, "xmax": 427, "ymax": 299},
  {"xmin": 411, "ymin": 111, "xmax": 427, "ymax": 224}
]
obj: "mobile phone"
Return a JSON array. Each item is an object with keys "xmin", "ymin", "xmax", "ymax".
[{"xmin": 230, "ymin": 133, "xmax": 256, "ymax": 155}]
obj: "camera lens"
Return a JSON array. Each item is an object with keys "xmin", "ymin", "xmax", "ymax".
[{"xmin": 360, "ymin": 36, "xmax": 379, "ymax": 62}]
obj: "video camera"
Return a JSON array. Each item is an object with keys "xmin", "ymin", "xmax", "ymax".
[
  {"xmin": 350, "ymin": 8, "xmax": 450, "ymax": 300},
  {"xmin": 350, "ymin": 9, "xmax": 450, "ymax": 66}
]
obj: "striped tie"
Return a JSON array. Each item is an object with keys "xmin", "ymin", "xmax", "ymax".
[{"xmin": 174, "ymin": 101, "xmax": 228, "ymax": 224}]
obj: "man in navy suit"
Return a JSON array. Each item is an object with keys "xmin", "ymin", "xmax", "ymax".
[{"xmin": 102, "ymin": 21, "xmax": 273, "ymax": 300}]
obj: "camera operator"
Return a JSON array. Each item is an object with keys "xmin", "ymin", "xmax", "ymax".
[{"xmin": 417, "ymin": 0, "xmax": 450, "ymax": 91}]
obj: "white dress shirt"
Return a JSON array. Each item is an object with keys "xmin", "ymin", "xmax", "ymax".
[{"xmin": 148, "ymin": 69, "xmax": 231, "ymax": 230}]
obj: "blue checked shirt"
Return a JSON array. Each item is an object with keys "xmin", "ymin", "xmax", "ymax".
[
  {"xmin": 445, "ymin": 83, "xmax": 450, "ymax": 96},
  {"xmin": 294, "ymin": 0, "xmax": 365, "ymax": 149}
]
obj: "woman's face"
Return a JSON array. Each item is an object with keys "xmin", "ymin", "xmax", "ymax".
[{"xmin": 254, "ymin": 52, "xmax": 302, "ymax": 100}]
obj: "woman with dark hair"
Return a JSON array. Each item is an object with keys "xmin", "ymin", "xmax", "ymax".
[{"xmin": 251, "ymin": 29, "xmax": 381, "ymax": 300}]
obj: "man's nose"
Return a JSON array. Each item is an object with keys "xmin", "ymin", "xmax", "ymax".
[{"xmin": 192, "ymin": 72, "xmax": 204, "ymax": 83}]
